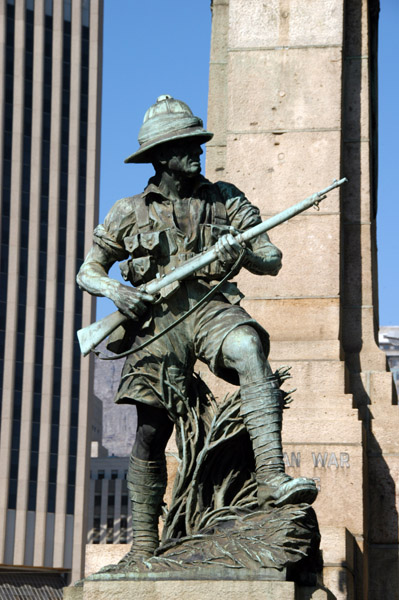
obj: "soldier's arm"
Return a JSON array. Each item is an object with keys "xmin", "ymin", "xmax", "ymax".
[
  {"xmin": 242, "ymin": 234, "xmax": 282, "ymax": 276},
  {"xmin": 77, "ymin": 244, "xmax": 154, "ymax": 320},
  {"xmin": 216, "ymin": 182, "xmax": 283, "ymax": 276}
]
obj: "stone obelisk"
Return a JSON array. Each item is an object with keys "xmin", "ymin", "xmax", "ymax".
[{"xmin": 207, "ymin": 1, "xmax": 398, "ymax": 599}]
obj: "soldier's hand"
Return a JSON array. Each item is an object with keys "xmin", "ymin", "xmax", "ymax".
[
  {"xmin": 110, "ymin": 283, "xmax": 154, "ymax": 320},
  {"xmin": 215, "ymin": 230, "xmax": 245, "ymax": 265}
]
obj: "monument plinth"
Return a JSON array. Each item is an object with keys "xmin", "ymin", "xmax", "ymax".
[{"xmin": 65, "ymin": 574, "xmax": 334, "ymax": 600}]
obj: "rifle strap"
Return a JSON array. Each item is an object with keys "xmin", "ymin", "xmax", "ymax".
[{"xmin": 93, "ymin": 250, "xmax": 246, "ymax": 362}]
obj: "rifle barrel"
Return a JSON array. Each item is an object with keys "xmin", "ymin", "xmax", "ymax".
[
  {"xmin": 145, "ymin": 177, "xmax": 347, "ymax": 295},
  {"xmin": 77, "ymin": 177, "xmax": 347, "ymax": 356}
]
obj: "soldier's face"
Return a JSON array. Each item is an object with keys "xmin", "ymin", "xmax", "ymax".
[{"xmin": 160, "ymin": 140, "xmax": 203, "ymax": 177}]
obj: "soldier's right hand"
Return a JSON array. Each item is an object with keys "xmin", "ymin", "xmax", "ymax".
[{"xmin": 109, "ymin": 283, "xmax": 154, "ymax": 320}]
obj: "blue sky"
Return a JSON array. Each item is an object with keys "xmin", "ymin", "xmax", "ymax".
[
  {"xmin": 98, "ymin": 1, "xmax": 398, "ymax": 326},
  {"xmin": 376, "ymin": 0, "xmax": 399, "ymax": 326}
]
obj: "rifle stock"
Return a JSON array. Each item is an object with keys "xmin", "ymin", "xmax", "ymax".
[
  {"xmin": 77, "ymin": 311, "xmax": 127, "ymax": 356},
  {"xmin": 77, "ymin": 177, "xmax": 347, "ymax": 356}
]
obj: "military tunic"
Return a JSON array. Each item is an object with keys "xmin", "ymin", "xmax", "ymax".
[{"xmin": 93, "ymin": 175, "xmax": 282, "ymax": 409}]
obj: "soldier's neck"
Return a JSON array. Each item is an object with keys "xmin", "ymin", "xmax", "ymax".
[{"xmin": 158, "ymin": 170, "xmax": 196, "ymax": 201}]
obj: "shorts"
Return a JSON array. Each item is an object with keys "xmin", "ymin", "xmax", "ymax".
[{"xmin": 115, "ymin": 279, "xmax": 269, "ymax": 409}]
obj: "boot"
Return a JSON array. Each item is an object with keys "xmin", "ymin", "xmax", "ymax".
[
  {"xmin": 119, "ymin": 456, "xmax": 167, "ymax": 566},
  {"xmin": 240, "ymin": 380, "xmax": 317, "ymax": 507}
]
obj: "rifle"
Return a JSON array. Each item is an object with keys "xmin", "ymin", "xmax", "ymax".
[{"xmin": 77, "ymin": 178, "xmax": 347, "ymax": 356}]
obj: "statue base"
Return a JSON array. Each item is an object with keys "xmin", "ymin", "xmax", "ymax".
[{"xmin": 64, "ymin": 572, "xmax": 332, "ymax": 600}]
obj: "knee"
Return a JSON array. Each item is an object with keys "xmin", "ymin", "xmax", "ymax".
[
  {"xmin": 133, "ymin": 407, "xmax": 173, "ymax": 461},
  {"xmin": 222, "ymin": 326, "xmax": 265, "ymax": 371}
]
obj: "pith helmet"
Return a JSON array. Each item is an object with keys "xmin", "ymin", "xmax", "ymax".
[{"xmin": 124, "ymin": 94, "xmax": 214, "ymax": 164}]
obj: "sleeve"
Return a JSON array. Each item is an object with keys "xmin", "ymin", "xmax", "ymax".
[
  {"xmin": 92, "ymin": 197, "xmax": 137, "ymax": 262},
  {"xmin": 216, "ymin": 181, "xmax": 263, "ymax": 231},
  {"xmin": 216, "ymin": 181, "xmax": 283, "ymax": 276}
]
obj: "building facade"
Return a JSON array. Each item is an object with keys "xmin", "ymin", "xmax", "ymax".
[
  {"xmin": 0, "ymin": 0, "xmax": 102, "ymax": 586},
  {"xmin": 92, "ymin": 346, "xmax": 136, "ymax": 457},
  {"xmin": 379, "ymin": 326, "xmax": 399, "ymax": 396},
  {"xmin": 87, "ymin": 456, "xmax": 132, "ymax": 547}
]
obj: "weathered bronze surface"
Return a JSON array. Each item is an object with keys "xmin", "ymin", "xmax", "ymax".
[
  {"xmin": 77, "ymin": 177, "xmax": 345, "ymax": 356},
  {"xmin": 76, "ymin": 95, "xmax": 344, "ymax": 581}
]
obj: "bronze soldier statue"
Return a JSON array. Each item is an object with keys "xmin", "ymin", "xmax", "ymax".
[{"xmin": 77, "ymin": 95, "xmax": 317, "ymax": 564}]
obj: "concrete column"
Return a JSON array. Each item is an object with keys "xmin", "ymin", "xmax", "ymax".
[
  {"xmin": 0, "ymin": 0, "xmax": 6, "ymax": 227},
  {"xmin": 71, "ymin": 0, "xmax": 102, "ymax": 580},
  {"xmin": 206, "ymin": 0, "xmax": 229, "ymax": 180},
  {"xmin": 86, "ymin": 478, "xmax": 95, "ymax": 544},
  {"xmin": 0, "ymin": 0, "xmax": 8, "ymax": 558},
  {"xmin": 99, "ymin": 478, "xmax": 108, "ymax": 544},
  {"xmin": 341, "ymin": 2, "xmax": 399, "ymax": 597},
  {"xmin": 13, "ymin": 0, "xmax": 45, "ymax": 565},
  {"xmin": 53, "ymin": 0, "xmax": 82, "ymax": 567},
  {"xmin": 34, "ymin": 0, "xmax": 64, "ymax": 566},
  {"xmin": 0, "ymin": 0, "xmax": 26, "ymax": 562},
  {"xmin": 113, "ymin": 478, "xmax": 122, "ymax": 543}
]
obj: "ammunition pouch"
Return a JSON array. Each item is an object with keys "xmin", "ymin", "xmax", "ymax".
[{"xmin": 119, "ymin": 224, "xmax": 240, "ymax": 288}]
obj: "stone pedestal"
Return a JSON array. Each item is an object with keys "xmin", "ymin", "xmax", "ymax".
[{"xmin": 64, "ymin": 577, "xmax": 332, "ymax": 600}]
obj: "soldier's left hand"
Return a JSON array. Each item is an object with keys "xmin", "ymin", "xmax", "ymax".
[{"xmin": 215, "ymin": 229, "xmax": 244, "ymax": 265}]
